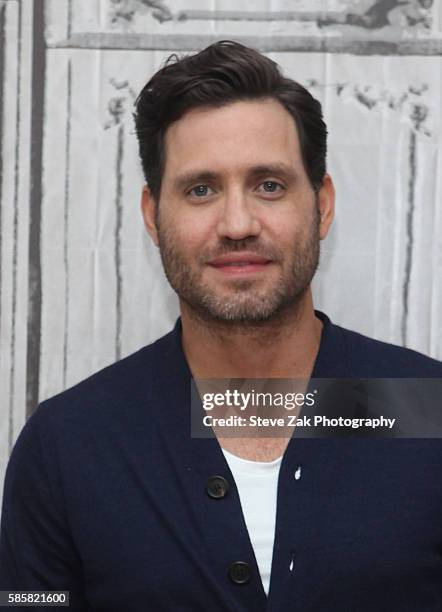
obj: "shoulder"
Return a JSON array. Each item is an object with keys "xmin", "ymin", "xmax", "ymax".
[
  {"xmin": 26, "ymin": 325, "xmax": 178, "ymax": 435},
  {"xmin": 4, "ymin": 327, "xmax": 181, "ymax": 503},
  {"xmin": 336, "ymin": 323, "xmax": 442, "ymax": 377}
]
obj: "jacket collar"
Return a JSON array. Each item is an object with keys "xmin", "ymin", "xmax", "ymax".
[{"xmin": 153, "ymin": 309, "xmax": 349, "ymax": 381}]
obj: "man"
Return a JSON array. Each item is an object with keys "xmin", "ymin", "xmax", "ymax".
[{"xmin": 0, "ymin": 41, "xmax": 441, "ymax": 611}]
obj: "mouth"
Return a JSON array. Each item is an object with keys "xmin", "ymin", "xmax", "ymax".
[{"xmin": 208, "ymin": 253, "xmax": 273, "ymax": 276}]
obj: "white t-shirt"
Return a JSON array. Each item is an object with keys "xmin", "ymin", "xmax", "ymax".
[{"xmin": 221, "ymin": 448, "xmax": 282, "ymax": 595}]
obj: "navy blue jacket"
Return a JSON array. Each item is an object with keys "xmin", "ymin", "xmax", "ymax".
[{"xmin": 1, "ymin": 311, "xmax": 442, "ymax": 611}]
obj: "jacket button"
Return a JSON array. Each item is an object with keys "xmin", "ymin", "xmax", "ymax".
[
  {"xmin": 228, "ymin": 561, "xmax": 251, "ymax": 584},
  {"xmin": 206, "ymin": 475, "xmax": 229, "ymax": 499}
]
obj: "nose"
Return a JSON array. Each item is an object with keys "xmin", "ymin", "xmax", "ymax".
[{"xmin": 216, "ymin": 189, "xmax": 262, "ymax": 240}]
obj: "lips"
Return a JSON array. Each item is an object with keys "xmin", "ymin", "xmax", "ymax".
[
  {"xmin": 208, "ymin": 252, "xmax": 272, "ymax": 275},
  {"xmin": 209, "ymin": 253, "xmax": 271, "ymax": 267},
  {"xmin": 216, "ymin": 262, "xmax": 259, "ymax": 267}
]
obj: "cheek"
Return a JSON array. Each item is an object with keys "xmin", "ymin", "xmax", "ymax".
[
  {"xmin": 261, "ymin": 209, "xmax": 301, "ymax": 242},
  {"xmin": 160, "ymin": 214, "xmax": 211, "ymax": 261},
  {"xmin": 164, "ymin": 204, "xmax": 216, "ymax": 246}
]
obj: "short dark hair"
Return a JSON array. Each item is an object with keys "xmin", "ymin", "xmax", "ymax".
[{"xmin": 134, "ymin": 40, "xmax": 327, "ymax": 202}]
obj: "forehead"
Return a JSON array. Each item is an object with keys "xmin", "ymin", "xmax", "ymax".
[{"xmin": 162, "ymin": 98, "xmax": 304, "ymax": 180}]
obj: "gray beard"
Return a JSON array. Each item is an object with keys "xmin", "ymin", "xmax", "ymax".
[{"xmin": 156, "ymin": 213, "xmax": 320, "ymax": 326}]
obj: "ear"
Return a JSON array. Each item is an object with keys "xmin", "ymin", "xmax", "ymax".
[
  {"xmin": 141, "ymin": 185, "xmax": 159, "ymax": 246},
  {"xmin": 317, "ymin": 174, "xmax": 335, "ymax": 240}
]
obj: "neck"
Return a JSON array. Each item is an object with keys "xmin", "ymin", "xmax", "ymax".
[{"xmin": 180, "ymin": 289, "xmax": 322, "ymax": 379}]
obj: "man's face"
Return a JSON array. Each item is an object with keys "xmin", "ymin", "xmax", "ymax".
[{"xmin": 145, "ymin": 98, "xmax": 332, "ymax": 324}]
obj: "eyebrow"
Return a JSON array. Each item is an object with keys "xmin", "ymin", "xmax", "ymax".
[
  {"xmin": 173, "ymin": 163, "xmax": 298, "ymax": 191},
  {"xmin": 248, "ymin": 164, "xmax": 298, "ymax": 182},
  {"xmin": 173, "ymin": 171, "xmax": 220, "ymax": 191}
]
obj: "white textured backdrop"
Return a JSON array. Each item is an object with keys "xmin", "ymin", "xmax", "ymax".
[{"xmin": 1, "ymin": 0, "xmax": 441, "ymax": 498}]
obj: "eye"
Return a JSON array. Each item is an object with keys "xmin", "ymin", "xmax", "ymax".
[
  {"xmin": 188, "ymin": 184, "xmax": 214, "ymax": 198},
  {"xmin": 257, "ymin": 180, "xmax": 285, "ymax": 194}
]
